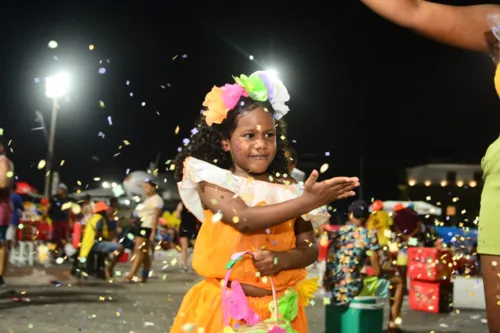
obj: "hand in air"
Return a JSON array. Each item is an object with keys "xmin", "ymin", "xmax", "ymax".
[
  {"xmin": 302, "ymin": 170, "xmax": 359, "ymax": 209},
  {"xmin": 253, "ymin": 250, "xmax": 284, "ymax": 277}
]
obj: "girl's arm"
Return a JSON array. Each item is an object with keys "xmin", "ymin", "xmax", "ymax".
[
  {"xmin": 280, "ymin": 217, "xmax": 318, "ymax": 270},
  {"xmin": 362, "ymin": 0, "xmax": 500, "ymax": 53},
  {"xmin": 197, "ymin": 173, "xmax": 358, "ymax": 234}
]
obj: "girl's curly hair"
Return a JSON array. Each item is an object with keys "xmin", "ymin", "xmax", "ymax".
[{"xmin": 173, "ymin": 96, "xmax": 290, "ymax": 182}]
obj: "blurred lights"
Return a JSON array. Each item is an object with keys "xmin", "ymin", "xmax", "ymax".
[
  {"xmin": 424, "ymin": 180, "xmax": 431, "ymax": 187},
  {"xmin": 440, "ymin": 180, "xmax": 447, "ymax": 187},
  {"xmin": 456, "ymin": 180, "xmax": 464, "ymax": 187},
  {"xmin": 469, "ymin": 180, "xmax": 477, "ymax": 187},
  {"xmin": 408, "ymin": 179, "xmax": 416, "ymax": 186},
  {"xmin": 45, "ymin": 73, "xmax": 69, "ymax": 99}
]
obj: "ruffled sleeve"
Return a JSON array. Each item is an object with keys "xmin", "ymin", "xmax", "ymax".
[
  {"xmin": 177, "ymin": 157, "xmax": 239, "ymax": 223},
  {"xmin": 301, "ymin": 205, "xmax": 329, "ymax": 228},
  {"xmin": 177, "ymin": 157, "xmax": 330, "ymax": 227}
]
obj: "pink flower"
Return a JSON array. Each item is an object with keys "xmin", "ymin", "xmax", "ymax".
[
  {"xmin": 268, "ymin": 326, "xmax": 286, "ymax": 333},
  {"xmin": 221, "ymin": 84, "xmax": 247, "ymax": 110}
]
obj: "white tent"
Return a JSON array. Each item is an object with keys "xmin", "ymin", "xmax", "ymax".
[{"xmin": 372, "ymin": 201, "xmax": 442, "ymax": 216}]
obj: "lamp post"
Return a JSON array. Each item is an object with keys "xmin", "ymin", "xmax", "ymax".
[{"xmin": 43, "ymin": 73, "xmax": 69, "ymax": 198}]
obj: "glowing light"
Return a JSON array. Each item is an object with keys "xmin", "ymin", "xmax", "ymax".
[
  {"xmin": 408, "ymin": 179, "xmax": 416, "ymax": 186},
  {"xmin": 48, "ymin": 41, "xmax": 58, "ymax": 49},
  {"xmin": 456, "ymin": 180, "xmax": 464, "ymax": 187},
  {"xmin": 424, "ymin": 180, "xmax": 431, "ymax": 187},
  {"xmin": 89, "ymin": 44, "xmax": 95, "ymax": 50},
  {"xmin": 469, "ymin": 180, "xmax": 477, "ymax": 188},
  {"xmin": 249, "ymin": 55, "xmax": 254, "ymax": 60},
  {"xmin": 266, "ymin": 68, "xmax": 279, "ymax": 79},
  {"xmin": 45, "ymin": 73, "xmax": 69, "ymax": 99},
  {"xmin": 440, "ymin": 180, "xmax": 447, "ymax": 187}
]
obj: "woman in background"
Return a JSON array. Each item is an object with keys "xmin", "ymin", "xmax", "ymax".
[{"xmin": 176, "ymin": 202, "xmax": 200, "ymax": 272}]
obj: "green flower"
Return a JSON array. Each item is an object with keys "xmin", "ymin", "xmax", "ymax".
[
  {"xmin": 233, "ymin": 73, "xmax": 268, "ymax": 102},
  {"xmin": 268, "ymin": 290, "xmax": 299, "ymax": 323}
]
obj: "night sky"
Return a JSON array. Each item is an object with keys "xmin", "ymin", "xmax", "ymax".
[{"xmin": 1, "ymin": 0, "xmax": 500, "ymax": 202}]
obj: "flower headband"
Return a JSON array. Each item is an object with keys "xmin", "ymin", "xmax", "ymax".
[{"xmin": 202, "ymin": 70, "xmax": 291, "ymax": 126}]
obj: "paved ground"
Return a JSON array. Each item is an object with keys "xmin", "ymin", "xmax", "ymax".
[{"xmin": 0, "ymin": 250, "xmax": 490, "ymax": 333}]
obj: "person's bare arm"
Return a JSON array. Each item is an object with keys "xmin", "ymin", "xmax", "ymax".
[
  {"xmin": 408, "ymin": 221, "xmax": 422, "ymax": 238},
  {"xmin": 150, "ymin": 207, "xmax": 160, "ymax": 242},
  {"xmin": 198, "ymin": 172, "xmax": 359, "ymax": 234},
  {"xmin": 362, "ymin": 0, "xmax": 500, "ymax": 53},
  {"xmin": 0, "ymin": 159, "xmax": 9, "ymax": 189},
  {"xmin": 174, "ymin": 202, "xmax": 183, "ymax": 219},
  {"xmin": 369, "ymin": 250, "xmax": 382, "ymax": 277}
]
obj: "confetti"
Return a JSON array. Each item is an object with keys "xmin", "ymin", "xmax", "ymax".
[
  {"xmin": 319, "ymin": 163, "xmax": 329, "ymax": 173},
  {"xmin": 212, "ymin": 211, "xmax": 223, "ymax": 223},
  {"xmin": 48, "ymin": 40, "xmax": 58, "ymax": 49},
  {"xmin": 37, "ymin": 160, "xmax": 46, "ymax": 170}
]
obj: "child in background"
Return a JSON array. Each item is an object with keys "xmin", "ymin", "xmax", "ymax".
[{"xmin": 169, "ymin": 70, "xmax": 360, "ymax": 332}]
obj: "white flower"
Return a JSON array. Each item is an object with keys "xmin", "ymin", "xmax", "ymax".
[{"xmin": 269, "ymin": 79, "xmax": 290, "ymax": 120}]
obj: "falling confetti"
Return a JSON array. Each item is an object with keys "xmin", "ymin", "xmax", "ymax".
[
  {"xmin": 37, "ymin": 160, "xmax": 46, "ymax": 170},
  {"xmin": 48, "ymin": 40, "xmax": 58, "ymax": 49},
  {"xmin": 319, "ymin": 163, "xmax": 329, "ymax": 173}
]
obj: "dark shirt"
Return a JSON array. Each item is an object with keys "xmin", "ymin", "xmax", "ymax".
[
  {"xmin": 48, "ymin": 195, "xmax": 70, "ymax": 222},
  {"xmin": 393, "ymin": 208, "xmax": 420, "ymax": 236},
  {"xmin": 96, "ymin": 217, "xmax": 117, "ymax": 241},
  {"xmin": 180, "ymin": 208, "xmax": 199, "ymax": 226}
]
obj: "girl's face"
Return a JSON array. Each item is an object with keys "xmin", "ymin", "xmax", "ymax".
[{"xmin": 222, "ymin": 107, "xmax": 277, "ymax": 178}]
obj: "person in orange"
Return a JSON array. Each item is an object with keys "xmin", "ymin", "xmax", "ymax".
[{"xmin": 170, "ymin": 70, "xmax": 360, "ymax": 332}]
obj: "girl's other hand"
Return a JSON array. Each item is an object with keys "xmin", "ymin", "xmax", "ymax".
[
  {"xmin": 253, "ymin": 250, "xmax": 285, "ymax": 276},
  {"xmin": 302, "ymin": 170, "xmax": 359, "ymax": 210}
]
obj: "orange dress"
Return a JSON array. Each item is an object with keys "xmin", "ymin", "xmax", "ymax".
[{"xmin": 170, "ymin": 158, "xmax": 329, "ymax": 333}]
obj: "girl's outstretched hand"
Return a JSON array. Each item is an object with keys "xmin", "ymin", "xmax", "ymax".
[{"xmin": 302, "ymin": 170, "xmax": 359, "ymax": 210}]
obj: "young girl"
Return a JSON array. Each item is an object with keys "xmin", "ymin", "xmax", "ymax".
[
  {"xmin": 361, "ymin": 1, "xmax": 500, "ymax": 332},
  {"xmin": 170, "ymin": 70, "xmax": 360, "ymax": 332}
]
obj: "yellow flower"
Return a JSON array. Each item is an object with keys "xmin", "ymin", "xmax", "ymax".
[
  {"xmin": 495, "ymin": 63, "xmax": 500, "ymax": 98},
  {"xmin": 202, "ymin": 86, "xmax": 228, "ymax": 126}
]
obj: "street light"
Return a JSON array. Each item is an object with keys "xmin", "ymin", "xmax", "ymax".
[
  {"xmin": 266, "ymin": 68, "xmax": 279, "ymax": 79},
  {"xmin": 43, "ymin": 73, "xmax": 69, "ymax": 198}
]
